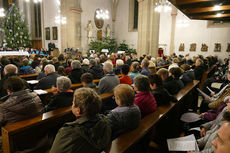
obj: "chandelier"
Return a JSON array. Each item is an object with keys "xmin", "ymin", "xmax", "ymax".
[
  {"xmin": 155, "ymin": 0, "xmax": 172, "ymax": 13},
  {"xmin": 96, "ymin": 9, "xmax": 109, "ymax": 20},
  {"xmin": 0, "ymin": 8, "xmax": 5, "ymax": 17}
]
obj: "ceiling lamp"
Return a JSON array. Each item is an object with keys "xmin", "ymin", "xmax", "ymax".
[
  {"xmin": 213, "ymin": 5, "xmax": 221, "ymax": 11},
  {"xmin": 216, "ymin": 13, "xmax": 222, "ymax": 17},
  {"xmin": 96, "ymin": 9, "xmax": 109, "ymax": 20},
  {"xmin": 0, "ymin": 8, "xmax": 5, "ymax": 17},
  {"xmin": 155, "ymin": 0, "xmax": 172, "ymax": 13}
]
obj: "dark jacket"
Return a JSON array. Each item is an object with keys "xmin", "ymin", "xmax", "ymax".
[
  {"xmin": 69, "ymin": 68, "xmax": 83, "ymax": 84},
  {"xmin": 88, "ymin": 65, "xmax": 104, "ymax": 79},
  {"xmin": 194, "ymin": 65, "xmax": 205, "ymax": 81},
  {"xmin": 0, "ymin": 89, "xmax": 43, "ymax": 127},
  {"xmin": 181, "ymin": 70, "xmax": 195, "ymax": 86},
  {"xmin": 34, "ymin": 72, "xmax": 60, "ymax": 90},
  {"xmin": 81, "ymin": 64, "xmax": 89, "ymax": 73},
  {"xmin": 151, "ymin": 87, "xmax": 178, "ymax": 106},
  {"xmin": 43, "ymin": 92, "xmax": 73, "ymax": 113},
  {"xmin": 114, "ymin": 65, "xmax": 122, "ymax": 75},
  {"xmin": 163, "ymin": 76, "xmax": 184, "ymax": 95},
  {"xmin": 107, "ymin": 105, "xmax": 141, "ymax": 139},
  {"xmin": 50, "ymin": 115, "xmax": 111, "ymax": 153},
  {"xmin": 19, "ymin": 66, "xmax": 36, "ymax": 75}
]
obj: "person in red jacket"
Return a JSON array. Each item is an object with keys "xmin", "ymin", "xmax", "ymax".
[
  {"xmin": 119, "ymin": 64, "xmax": 132, "ymax": 85},
  {"xmin": 134, "ymin": 75, "xmax": 157, "ymax": 118}
]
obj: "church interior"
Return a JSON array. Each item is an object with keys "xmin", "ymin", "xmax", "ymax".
[{"xmin": 0, "ymin": 0, "xmax": 230, "ymax": 153}]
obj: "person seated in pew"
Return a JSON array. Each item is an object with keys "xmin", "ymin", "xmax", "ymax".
[
  {"xmin": 141, "ymin": 58, "xmax": 151, "ymax": 76},
  {"xmin": 114, "ymin": 59, "xmax": 124, "ymax": 75},
  {"xmin": 180, "ymin": 64, "xmax": 195, "ymax": 86},
  {"xmin": 119, "ymin": 64, "xmax": 132, "ymax": 85},
  {"xmin": 0, "ymin": 64, "xmax": 29, "ymax": 100},
  {"xmin": 42, "ymin": 76, "xmax": 73, "ymax": 113},
  {"xmin": 134, "ymin": 75, "xmax": 157, "ymax": 118},
  {"xmin": 97, "ymin": 61, "xmax": 120, "ymax": 94},
  {"xmin": 0, "ymin": 76, "xmax": 43, "ymax": 127},
  {"xmin": 128, "ymin": 62, "xmax": 141, "ymax": 83},
  {"xmin": 194, "ymin": 58, "xmax": 205, "ymax": 81},
  {"xmin": 149, "ymin": 74, "xmax": 177, "ymax": 106},
  {"xmin": 51, "ymin": 57, "xmax": 61, "ymax": 71},
  {"xmin": 107, "ymin": 84, "xmax": 141, "ymax": 139},
  {"xmin": 57, "ymin": 66, "xmax": 67, "ymax": 76},
  {"xmin": 50, "ymin": 88, "xmax": 111, "ymax": 153},
  {"xmin": 211, "ymin": 112, "xmax": 230, "ymax": 153},
  {"xmin": 34, "ymin": 64, "xmax": 60, "ymax": 90},
  {"xmin": 68, "ymin": 60, "xmax": 84, "ymax": 84},
  {"xmin": 19, "ymin": 58, "xmax": 36, "ymax": 75},
  {"xmin": 81, "ymin": 73, "xmax": 97, "ymax": 89},
  {"xmin": 88, "ymin": 59, "xmax": 104, "ymax": 79}
]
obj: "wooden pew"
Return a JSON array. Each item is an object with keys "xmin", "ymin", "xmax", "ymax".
[
  {"xmin": 105, "ymin": 80, "xmax": 200, "ymax": 153},
  {"xmin": 1, "ymin": 92, "xmax": 114, "ymax": 153},
  {"xmin": 19, "ymin": 73, "xmax": 38, "ymax": 80}
]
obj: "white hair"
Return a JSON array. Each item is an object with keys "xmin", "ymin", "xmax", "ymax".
[
  {"xmin": 83, "ymin": 59, "xmax": 89, "ymax": 65},
  {"xmin": 71, "ymin": 60, "xmax": 81, "ymax": 69},
  {"xmin": 103, "ymin": 61, "xmax": 113, "ymax": 72},
  {"xmin": 4, "ymin": 64, "xmax": 18, "ymax": 74},
  {"xmin": 57, "ymin": 76, "xmax": 72, "ymax": 92},
  {"xmin": 44, "ymin": 64, "xmax": 55, "ymax": 74},
  {"xmin": 116, "ymin": 59, "xmax": 124, "ymax": 66}
]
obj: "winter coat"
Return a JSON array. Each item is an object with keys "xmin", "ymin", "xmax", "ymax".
[
  {"xmin": 97, "ymin": 72, "xmax": 119, "ymax": 94},
  {"xmin": 34, "ymin": 72, "xmax": 60, "ymax": 90}
]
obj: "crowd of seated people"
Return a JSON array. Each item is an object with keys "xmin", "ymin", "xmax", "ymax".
[{"xmin": 0, "ymin": 48, "xmax": 225, "ymax": 152}]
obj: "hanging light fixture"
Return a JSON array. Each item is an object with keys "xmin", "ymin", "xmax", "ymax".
[
  {"xmin": 96, "ymin": 9, "xmax": 109, "ymax": 20},
  {"xmin": 0, "ymin": 8, "xmax": 5, "ymax": 17},
  {"xmin": 55, "ymin": 0, "xmax": 66, "ymax": 24},
  {"xmin": 155, "ymin": 0, "xmax": 172, "ymax": 13},
  {"xmin": 24, "ymin": 0, "xmax": 42, "ymax": 3}
]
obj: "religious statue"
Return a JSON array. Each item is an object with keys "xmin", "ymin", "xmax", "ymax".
[
  {"xmin": 106, "ymin": 24, "xmax": 111, "ymax": 37},
  {"xmin": 226, "ymin": 43, "xmax": 230, "ymax": 52},
  {"xmin": 179, "ymin": 43, "xmax": 184, "ymax": 51},
  {"xmin": 201, "ymin": 43, "xmax": 208, "ymax": 52},
  {"xmin": 87, "ymin": 20, "xmax": 93, "ymax": 44},
  {"xmin": 190, "ymin": 43, "xmax": 196, "ymax": 52},
  {"xmin": 214, "ymin": 43, "xmax": 221, "ymax": 52}
]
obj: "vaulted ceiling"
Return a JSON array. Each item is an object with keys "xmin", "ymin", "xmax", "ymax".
[{"xmin": 168, "ymin": 0, "xmax": 230, "ymax": 21}]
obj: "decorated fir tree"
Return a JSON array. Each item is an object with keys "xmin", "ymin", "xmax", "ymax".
[{"xmin": 2, "ymin": 4, "xmax": 31, "ymax": 49}]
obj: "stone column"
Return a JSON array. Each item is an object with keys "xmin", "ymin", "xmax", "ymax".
[
  {"xmin": 61, "ymin": 0, "xmax": 81, "ymax": 52},
  {"xmin": 111, "ymin": 0, "xmax": 119, "ymax": 37},
  {"xmin": 169, "ymin": 6, "xmax": 177, "ymax": 55},
  {"xmin": 137, "ymin": 0, "xmax": 160, "ymax": 58}
]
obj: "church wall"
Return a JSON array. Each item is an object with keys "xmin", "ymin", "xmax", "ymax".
[
  {"xmin": 159, "ymin": 10, "xmax": 230, "ymax": 60},
  {"xmin": 81, "ymin": 0, "xmax": 113, "ymax": 53},
  {"xmin": 43, "ymin": 0, "xmax": 61, "ymax": 50},
  {"xmin": 114, "ymin": 0, "xmax": 138, "ymax": 50}
]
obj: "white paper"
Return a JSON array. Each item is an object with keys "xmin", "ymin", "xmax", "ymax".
[
  {"xmin": 27, "ymin": 80, "xmax": 39, "ymax": 84},
  {"xmin": 167, "ymin": 134, "xmax": 199, "ymax": 151},
  {"xmin": 197, "ymin": 88, "xmax": 211, "ymax": 99},
  {"xmin": 211, "ymin": 83, "xmax": 222, "ymax": 89},
  {"xmin": 189, "ymin": 127, "xmax": 201, "ymax": 132},
  {"xmin": 206, "ymin": 87, "xmax": 214, "ymax": 93},
  {"xmin": 101, "ymin": 49, "xmax": 109, "ymax": 53},
  {"xmin": 117, "ymin": 51, "xmax": 125, "ymax": 54},
  {"xmin": 34, "ymin": 90, "xmax": 48, "ymax": 95},
  {"xmin": 180, "ymin": 112, "xmax": 201, "ymax": 123}
]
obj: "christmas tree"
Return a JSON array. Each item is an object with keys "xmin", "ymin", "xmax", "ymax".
[{"xmin": 2, "ymin": 3, "xmax": 31, "ymax": 49}]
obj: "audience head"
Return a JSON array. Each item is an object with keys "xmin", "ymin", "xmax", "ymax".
[
  {"xmin": 172, "ymin": 58, "xmax": 179, "ymax": 64},
  {"xmin": 81, "ymin": 73, "xmax": 94, "ymax": 86},
  {"xmin": 4, "ymin": 76, "xmax": 25, "ymax": 94},
  {"xmin": 67, "ymin": 58, "xmax": 73, "ymax": 67},
  {"xmin": 134, "ymin": 75, "xmax": 150, "ymax": 92},
  {"xmin": 56, "ymin": 76, "xmax": 72, "ymax": 92},
  {"xmin": 83, "ymin": 59, "xmax": 89, "ymax": 65},
  {"xmin": 103, "ymin": 61, "xmax": 113, "ymax": 73},
  {"xmin": 156, "ymin": 68, "xmax": 169, "ymax": 81},
  {"xmin": 52, "ymin": 57, "xmax": 58, "ymax": 63},
  {"xmin": 22, "ymin": 58, "xmax": 30, "ymax": 66},
  {"xmin": 89, "ymin": 59, "xmax": 97, "ymax": 67},
  {"xmin": 4, "ymin": 64, "xmax": 18, "ymax": 75},
  {"xmin": 72, "ymin": 88, "xmax": 101, "ymax": 119},
  {"xmin": 113, "ymin": 84, "xmax": 135, "ymax": 106},
  {"xmin": 141, "ymin": 59, "xmax": 149, "ymax": 69},
  {"xmin": 212, "ymin": 112, "xmax": 230, "ymax": 153},
  {"xmin": 195, "ymin": 58, "xmax": 203, "ymax": 67},
  {"xmin": 57, "ymin": 66, "xmax": 67, "ymax": 76},
  {"xmin": 116, "ymin": 59, "xmax": 124, "ymax": 66},
  {"xmin": 121, "ymin": 64, "xmax": 130, "ymax": 75},
  {"xmin": 71, "ymin": 60, "xmax": 81, "ymax": 69},
  {"xmin": 149, "ymin": 74, "xmax": 163, "ymax": 90},
  {"xmin": 169, "ymin": 67, "xmax": 182, "ymax": 79},
  {"xmin": 44, "ymin": 64, "xmax": 55, "ymax": 75},
  {"xmin": 180, "ymin": 64, "xmax": 191, "ymax": 72},
  {"xmin": 131, "ymin": 62, "xmax": 141, "ymax": 73}
]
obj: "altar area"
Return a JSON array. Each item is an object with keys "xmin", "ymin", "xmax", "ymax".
[{"xmin": 0, "ymin": 51, "xmax": 30, "ymax": 56}]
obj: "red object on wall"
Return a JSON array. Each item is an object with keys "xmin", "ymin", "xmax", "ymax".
[{"xmin": 158, "ymin": 48, "xmax": 164, "ymax": 57}]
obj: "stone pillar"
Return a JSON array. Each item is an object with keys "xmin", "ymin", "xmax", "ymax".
[
  {"xmin": 111, "ymin": 0, "xmax": 119, "ymax": 37},
  {"xmin": 61, "ymin": 0, "xmax": 82, "ymax": 51},
  {"xmin": 137, "ymin": 0, "xmax": 160, "ymax": 58},
  {"xmin": 169, "ymin": 6, "xmax": 177, "ymax": 55}
]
